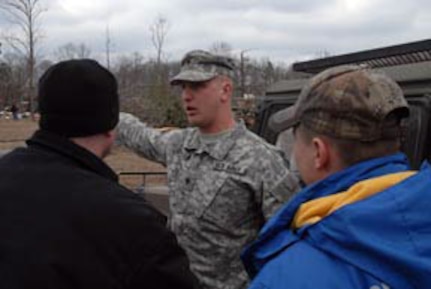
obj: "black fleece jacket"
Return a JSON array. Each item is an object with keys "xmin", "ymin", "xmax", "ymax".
[{"xmin": 0, "ymin": 130, "xmax": 197, "ymax": 289}]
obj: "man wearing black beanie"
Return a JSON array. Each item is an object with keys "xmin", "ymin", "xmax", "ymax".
[{"xmin": 0, "ymin": 59, "xmax": 198, "ymax": 289}]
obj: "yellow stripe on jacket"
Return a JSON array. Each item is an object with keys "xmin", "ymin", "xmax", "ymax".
[{"xmin": 292, "ymin": 171, "xmax": 416, "ymax": 229}]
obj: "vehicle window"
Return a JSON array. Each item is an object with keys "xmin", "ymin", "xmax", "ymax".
[{"xmin": 401, "ymin": 97, "xmax": 431, "ymax": 168}]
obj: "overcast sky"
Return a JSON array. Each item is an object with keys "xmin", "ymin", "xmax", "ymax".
[{"xmin": 1, "ymin": 0, "xmax": 431, "ymax": 66}]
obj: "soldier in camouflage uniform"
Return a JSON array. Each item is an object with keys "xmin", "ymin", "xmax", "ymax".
[{"xmin": 117, "ymin": 50, "xmax": 300, "ymax": 289}]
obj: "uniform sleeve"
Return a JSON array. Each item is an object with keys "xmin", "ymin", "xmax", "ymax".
[
  {"xmin": 260, "ymin": 150, "xmax": 301, "ymax": 220},
  {"xmin": 116, "ymin": 112, "xmax": 181, "ymax": 165}
]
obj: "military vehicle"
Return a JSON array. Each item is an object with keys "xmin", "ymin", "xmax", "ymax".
[{"xmin": 254, "ymin": 39, "xmax": 431, "ymax": 169}]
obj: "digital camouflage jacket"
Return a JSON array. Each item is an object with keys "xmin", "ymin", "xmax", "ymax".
[{"xmin": 117, "ymin": 113, "xmax": 300, "ymax": 289}]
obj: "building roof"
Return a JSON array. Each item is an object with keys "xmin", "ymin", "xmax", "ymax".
[
  {"xmin": 267, "ymin": 40, "xmax": 431, "ymax": 95},
  {"xmin": 293, "ymin": 39, "xmax": 431, "ymax": 74}
]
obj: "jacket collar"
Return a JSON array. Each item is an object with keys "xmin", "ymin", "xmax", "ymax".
[
  {"xmin": 26, "ymin": 130, "xmax": 118, "ymax": 182},
  {"xmin": 183, "ymin": 121, "xmax": 246, "ymax": 160},
  {"xmin": 292, "ymin": 171, "xmax": 416, "ymax": 229},
  {"xmin": 242, "ymin": 152, "xmax": 411, "ymax": 278},
  {"xmin": 259, "ymin": 152, "xmax": 410, "ymax": 239}
]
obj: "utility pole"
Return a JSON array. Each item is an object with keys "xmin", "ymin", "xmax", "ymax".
[
  {"xmin": 240, "ymin": 50, "xmax": 246, "ymax": 98},
  {"xmin": 240, "ymin": 49, "xmax": 253, "ymax": 98}
]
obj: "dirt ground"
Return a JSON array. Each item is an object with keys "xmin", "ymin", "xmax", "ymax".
[{"xmin": 0, "ymin": 118, "xmax": 166, "ymax": 190}]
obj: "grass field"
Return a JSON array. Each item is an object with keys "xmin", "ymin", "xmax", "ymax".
[{"xmin": 0, "ymin": 118, "xmax": 166, "ymax": 190}]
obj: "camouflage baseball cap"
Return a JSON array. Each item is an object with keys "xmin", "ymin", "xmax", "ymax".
[
  {"xmin": 269, "ymin": 65, "xmax": 409, "ymax": 141},
  {"xmin": 170, "ymin": 50, "xmax": 236, "ymax": 85}
]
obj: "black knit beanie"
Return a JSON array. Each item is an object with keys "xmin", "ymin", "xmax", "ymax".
[{"xmin": 38, "ymin": 59, "xmax": 119, "ymax": 137}]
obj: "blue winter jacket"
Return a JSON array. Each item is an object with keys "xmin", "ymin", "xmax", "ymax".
[{"xmin": 242, "ymin": 153, "xmax": 431, "ymax": 289}]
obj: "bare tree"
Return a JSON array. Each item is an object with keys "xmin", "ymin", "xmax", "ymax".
[
  {"xmin": 315, "ymin": 49, "xmax": 331, "ymax": 59},
  {"xmin": 1, "ymin": 52, "xmax": 27, "ymax": 110},
  {"xmin": 148, "ymin": 15, "xmax": 174, "ymax": 125},
  {"xmin": 0, "ymin": 61, "xmax": 13, "ymax": 108},
  {"xmin": 54, "ymin": 42, "xmax": 92, "ymax": 61},
  {"xmin": 0, "ymin": 0, "xmax": 45, "ymax": 114},
  {"xmin": 209, "ymin": 41, "xmax": 233, "ymax": 56},
  {"xmin": 149, "ymin": 15, "xmax": 169, "ymax": 66},
  {"xmin": 105, "ymin": 25, "xmax": 113, "ymax": 69}
]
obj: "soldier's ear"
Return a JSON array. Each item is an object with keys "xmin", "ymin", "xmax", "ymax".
[{"xmin": 220, "ymin": 77, "xmax": 232, "ymax": 102}]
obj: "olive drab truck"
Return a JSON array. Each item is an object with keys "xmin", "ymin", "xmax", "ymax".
[{"xmin": 254, "ymin": 39, "xmax": 431, "ymax": 169}]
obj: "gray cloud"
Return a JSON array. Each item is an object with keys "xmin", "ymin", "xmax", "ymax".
[{"xmin": 0, "ymin": 0, "xmax": 429, "ymax": 65}]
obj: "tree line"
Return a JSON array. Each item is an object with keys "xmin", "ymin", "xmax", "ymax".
[{"xmin": 0, "ymin": 0, "xmax": 298, "ymax": 127}]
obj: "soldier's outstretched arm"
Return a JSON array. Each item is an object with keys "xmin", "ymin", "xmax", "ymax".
[{"xmin": 116, "ymin": 112, "xmax": 180, "ymax": 165}]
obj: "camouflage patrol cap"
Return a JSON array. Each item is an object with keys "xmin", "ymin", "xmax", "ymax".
[
  {"xmin": 170, "ymin": 50, "xmax": 236, "ymax": 85},
  {"xmin": 269, "ymin": 65, "xmax": 409, "ymax": 141}
]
